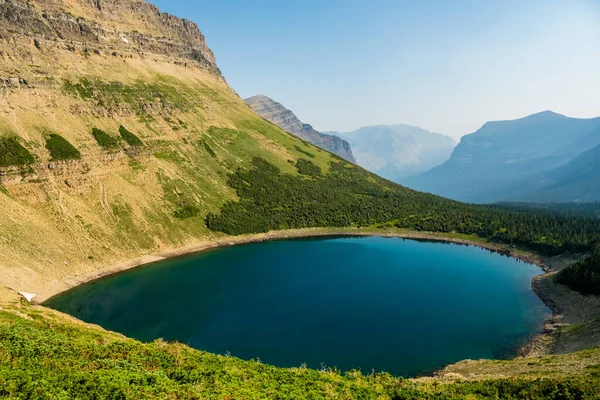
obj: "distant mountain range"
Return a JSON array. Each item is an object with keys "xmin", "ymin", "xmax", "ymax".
[
  {"xmin": 405, "ymin": 111, "xmax": 600, "ymax": 203},
  {"xmin": 246, "ymin": 98, "xmax": 600, "ymax": 203},
  {"xmin": 246, "ymin": 94, "xmax": 457, "ymax": 181},
  {"xmin": 245, "ymin": 95, "xmax": 356, "ymax": 162},
  {"xmin": 511, "ymin": 141, "xmax": 600, "ymax": 203},
  {"xmin": 327, "ymin": 125, "xmax": 456, "ymax": 183}
]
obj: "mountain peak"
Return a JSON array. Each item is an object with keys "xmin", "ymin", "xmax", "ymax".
[
  {"xmin": 245, "ymin": 94, "xmax": 271, "ymax": 101},
  {"xmin": 532, "ymin": 110, "xmax": 562, "ymax": 116},
  {"xmin": 524, "ymin": 110, "xmax": 566, "ymax": 120},
  {"xmin": 408, "ymin": 111, "xmax": 600, "ymax": 203}
]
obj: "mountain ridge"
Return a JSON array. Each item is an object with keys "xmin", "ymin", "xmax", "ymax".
[
  {"xmin": 245, "ymin": 94, "xmax": 356, "ymax": 162},
  {"xmin": 0, "ymin": 0, "xmax": 346, "ymax": 298},
  {"xmin": 511, "ymin": 143, "xmax": 600, "ymax": 202},
  {"xmin": 406, "ymin": 111, "xmax": 600, "ymax": 203},
  {"xmin": 0, "ymin": 0, "xmax": 220, "ymax": 75}
]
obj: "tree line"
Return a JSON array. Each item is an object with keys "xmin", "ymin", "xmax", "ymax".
[{"xmin": 206, "ymin": 158, "xmax": 600, "ymax": 255}]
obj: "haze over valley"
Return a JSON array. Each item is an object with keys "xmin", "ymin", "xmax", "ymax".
[
  {"xmin": 328, "ymin": 125, "xmax": 456, "ymax": 183},
  {"xmin": 405, "ymin": 111, "xmax": 600, "ymax": 203}
]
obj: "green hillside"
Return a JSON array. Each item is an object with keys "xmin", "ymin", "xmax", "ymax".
[
  {"xmin": 206, "ymin": 156, "xmax": 600, "ymax": 254},
  {"xmin": 557, "ymin": 245, "xmax": 600, "ymax": 295}
]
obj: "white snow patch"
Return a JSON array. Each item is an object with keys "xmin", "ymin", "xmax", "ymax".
[
  {"xmin": 120, "ymin": 34, "xmax": 129, "ymax": 44},
  {"xmin": 19, "ymin": 292, "xmax": 36, "ymax": 303}
]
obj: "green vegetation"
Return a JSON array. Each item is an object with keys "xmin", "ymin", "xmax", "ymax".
[
  {"xmin": 153, "ymin": 149, "xmax": 186, "ymax": 164},
  {"xmin": 556, "ymin": 245, "xmax": 600, "ymax": 295},
  {"xmin": 201, "ymin": 139, "xmax": 216, "ymax": 158},
  {"xmin": 495, "ymin": 202, "xmax": 600, "ymax": 219},
  {"xmin": 296, "ymin": 158, "xmax": 321, "ymax": 176},
  {"xmin": 207, "ymin": 126, "xmax": 238, "ymax": 139},
  {"xmin": 45, "ymin": 133, "xmax": 81, "ymax": 161},
  {"xmin": 63, "ymin": 77, "xmax": 195, "ymax": 116},
  {"xmin": 295, "ymin": 145, "xmax": 316, "ymax": 158},
  {"xmin": 173, "ymin": 201, "xmax": 200, "ymax": 219},
  {"xmin": 206, "ymin": 158, "xmax": 600, "ymax": 254},
  {"xmin": 1, "ymin": 301, "xmax": 599, "ymax": 399},
  {"xmin": 91, "ymin": 128, "xmax": 119, "ymax": 150},
  {"xmin": 128, "ymin": 158, "xmax": 145, "ymax": 171},
  {"xmin": 119, "ymin": 125, "xmax": 143, "ymax": 147},
  {"xmin": 0, "ymin": 137, "xmax": 34, "ymax": 167}
]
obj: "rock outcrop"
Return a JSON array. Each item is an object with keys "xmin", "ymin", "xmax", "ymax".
[
  {"xmin": 0, "ymin": 0, "xmax": 219, "ymax": 74},
  {"xmin": 245, "ymin": 95, "xmax": 356, "ymax": 163}
]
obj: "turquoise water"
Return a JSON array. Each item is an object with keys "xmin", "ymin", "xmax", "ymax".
[{"xmin": 46, "ymin": 237, "xmax": 550, "ymax": 377}]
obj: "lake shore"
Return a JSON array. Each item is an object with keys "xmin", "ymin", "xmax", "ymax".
[
  {"xmin": 39, "ymin": 227, "xmax": 537, "ymax": 303},
  {"xmin": 37, "ymin": 226, "xmax": 591, "ymax": 361}
]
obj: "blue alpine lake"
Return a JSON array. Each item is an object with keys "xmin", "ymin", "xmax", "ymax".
[{"xmin": 45, "ymin": 236, "xmax": 551, "ymax": 377}]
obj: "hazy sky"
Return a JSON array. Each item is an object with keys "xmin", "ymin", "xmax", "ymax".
[{"xmin": 152, "ymin": 0, "xmax": 600, "ymax": 139}]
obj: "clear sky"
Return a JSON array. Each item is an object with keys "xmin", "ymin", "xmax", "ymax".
[{"xmin": 151, "ymin": 0, "xmax": 600, "ymax": 139}]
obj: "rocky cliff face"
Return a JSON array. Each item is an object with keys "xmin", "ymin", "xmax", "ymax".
[
  {"xmin": 245, "ymin": 95, "xmax": 356, "ymax": 163},
  {"xmin": 0, "ymin": 0, "xmax": 219, "ymax": 73}
]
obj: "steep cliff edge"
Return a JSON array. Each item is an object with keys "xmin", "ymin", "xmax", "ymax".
[{"xmin": 0, "ymin": 0, "xmax": 218, "ymax": 73}]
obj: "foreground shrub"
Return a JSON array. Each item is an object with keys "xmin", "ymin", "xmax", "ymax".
[
  {"xmin": 119, "ymin": 125, "xmax": 143, "ymax": 147},
  {"xmin": 1, "ymin": 306, "xmax": 600, "ymax": 399},
  {"xmin": 92, "ymin": 128, "xmax": 119, "ymax": 150},
  {"xmin": 0, "ymin": 137, "xmax": 34, "ymax": 167},
  {"xmin": 45, "ymin": 133, "xmax": 81, "ymax": 161}
]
